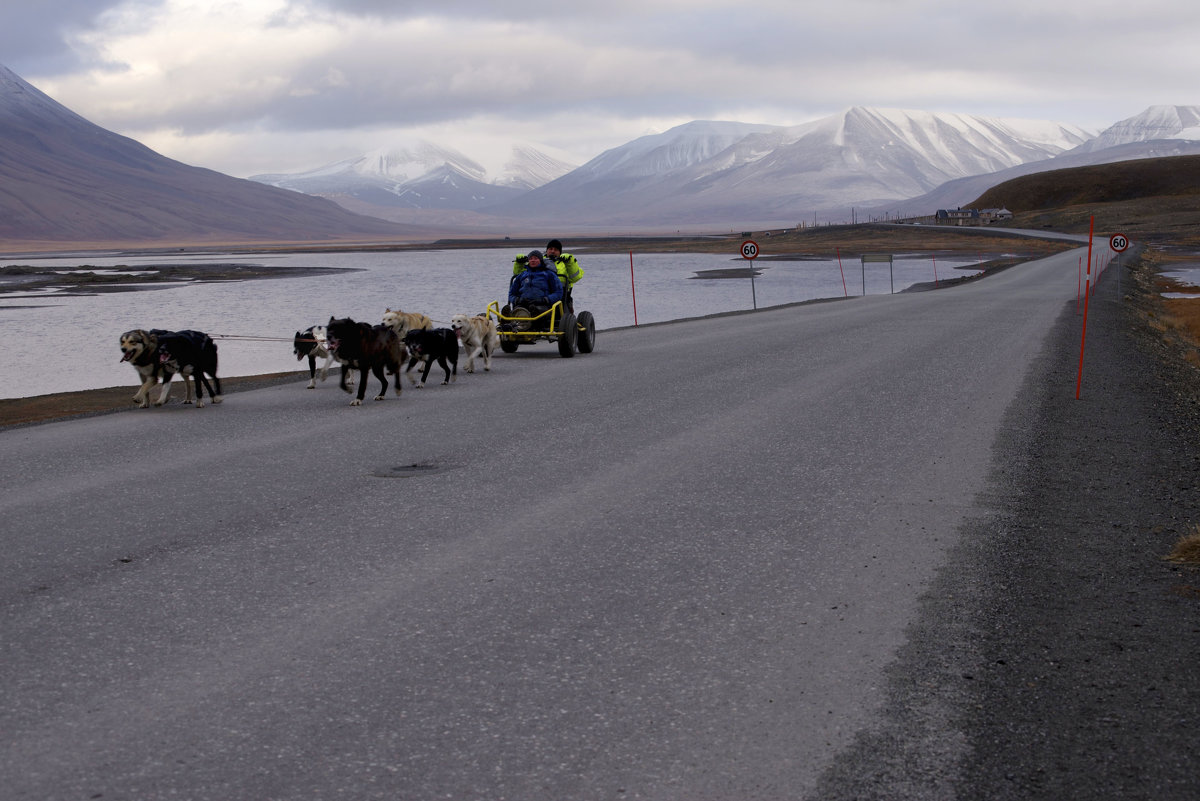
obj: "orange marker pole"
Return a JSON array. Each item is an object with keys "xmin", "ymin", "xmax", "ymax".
[{"xmin": 1076, "ymin": 216, "xmax": 1095, "ymax": 399}]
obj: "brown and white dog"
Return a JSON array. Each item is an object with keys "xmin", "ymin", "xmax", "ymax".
[
  {"xmin": 381, "ymin": 308, "xmax": 433, "ymax": 339},
  {"xmin": 450, "ymin": 313, "xmax": 499, "ymax": 373},
  {"xmin": 119, "ymin": 329, "xmax": 167, "ymax": 407}
]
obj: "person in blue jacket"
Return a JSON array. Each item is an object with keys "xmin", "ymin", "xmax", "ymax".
[{"xmin": 507, "ymin": 250, "xmax": 563, "ymax": 312}]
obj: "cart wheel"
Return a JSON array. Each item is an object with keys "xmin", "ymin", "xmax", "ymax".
[
  {"xmin": 557, "ymin": 313, "xmax": 577, "ymax": 357},
  {"xmin": 500, "ymin": 336, "xmax": 519, "ymax": 353},
  {"xmin": 576, "ymin": 311, "xmax": 596, "ymax": 354}
]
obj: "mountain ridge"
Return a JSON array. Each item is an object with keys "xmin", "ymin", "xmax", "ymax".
[
  {"xmin": 478, "ymin": 107, "xmax": 1093, "ymax": 227},
  {"xmin": 0, "ymin": 64, "xmax": 414, "ymax": 247},
  {"xmin": 5, "ymin": 60, "xmax": 1200, "ymax": 245},
  {"xmin": 250, "ymin": 138, "xmax": 578, "ymax": 211}
]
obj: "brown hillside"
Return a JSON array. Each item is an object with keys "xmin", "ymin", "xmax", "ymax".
[
  {"xmin": 0, "ymin": 64, "xmax": 413, "ymax": 250},
  {"xmin": 970, "ymin": 154, "xmax": 1200, "ymax": 246},
  {"xmin": 972, "ymin": 154, "xmax": 1200, "ymax": 210}
]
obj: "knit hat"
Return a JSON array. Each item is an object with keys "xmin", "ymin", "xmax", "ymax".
[{"xmin": 528, "ymin": 250, "xmax": 543, "ymax": 261}]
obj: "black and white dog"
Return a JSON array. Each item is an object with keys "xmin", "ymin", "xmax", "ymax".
[
  {"xmin": 293, "ymin": 324, "xmax": 351, "ymax": 389},
  {"xmin": 325, "ymin": 316, "xmax": 407, "ymax": 406},
  {"xmin": 404, "ymin": 327, "xmax": 459, "ymax": 387},
  {"xmin": 155, "ymin": 329, "xmax": 223, "ymax": 408}
]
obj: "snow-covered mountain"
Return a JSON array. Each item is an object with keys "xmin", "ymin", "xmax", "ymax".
[
  {"xmin": 7, "ymin": 51, "xmax": 1200, "ymax": 243},
  {"xmin": 565, "ymin": 121, "xmax": 782, "ymax": 179},
  {"xmin": 861, "ymin": 105, "xmax": 1200, "ymax": 217},
  {"xmin": 248, "ymin": 105, "xmax": 1200, "ymax": 229},
  {"xmin": 1070, "ymin": 105, "xmax": 1200, "ymax": 153},
  {"xmin": 251, "ymin": 139, "xmax": 576, "ymax": 210},
  {"xmin": 495, "ymin": 144, "xmax": 581, "ymax": 190},
  {"xmin": 489, "ymin": 108, "xmax": 1093, "ymax": 226}
]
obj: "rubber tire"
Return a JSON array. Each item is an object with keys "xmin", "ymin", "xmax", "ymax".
[
  {"xmin": 500, "ymin": 337, "xmax": 519, "ymax": 353},
  {"xmin": 576, "ymin": 311, "xmax": 596, "ymax": 354},
  {"xmin": 557, "ymin": 313, "xmax": 577, "ymax": 357}
]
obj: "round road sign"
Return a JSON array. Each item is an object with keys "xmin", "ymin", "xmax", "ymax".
[
  {"xmin": 1110, "ymin": 233, "xmax": 1129, "ymax": 253},
  {"xmin": 741, "ymin": 240, "xmax": 759, "ymax": 260}
]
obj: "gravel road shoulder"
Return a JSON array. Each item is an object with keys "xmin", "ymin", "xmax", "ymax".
[{"xmin": 813, "ymin": 255, "xmax": 1200, "ymax": 799}]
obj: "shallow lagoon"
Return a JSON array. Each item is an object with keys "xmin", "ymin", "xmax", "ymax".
[{"xmin": 0, "ymin": 247, "xmax": 980, "ymax": 399}]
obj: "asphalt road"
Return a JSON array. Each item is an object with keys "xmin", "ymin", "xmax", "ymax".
[{"xmin": 3, "ymin": 245, "xmax": 1198, "ymax": 800}]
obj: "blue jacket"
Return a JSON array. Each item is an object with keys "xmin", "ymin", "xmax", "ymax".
[{"xmin": 508, "ymin": 266, "xmax": 563, "ymax": 306}]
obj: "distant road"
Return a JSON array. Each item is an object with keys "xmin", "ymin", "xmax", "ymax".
[
  {"xmin": 888, "ymin": 221, "xmax": 1091, "ymax": 243},
  {"xmin": 5, "ymin": 244, "xmax": 1181, "ymax": 799}
]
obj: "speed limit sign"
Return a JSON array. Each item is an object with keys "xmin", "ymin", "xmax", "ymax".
[
  {"xmin": 1110, "ymin": 233, "xmax": 1129, "ymax": 253},
  {"xmin": 741, "ymin": 240, "xmax": 759, "ymax": 260}
]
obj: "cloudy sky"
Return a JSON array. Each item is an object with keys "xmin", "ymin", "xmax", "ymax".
[{"xmin": 2, "ymin": 0, "xmax": 1196, "ymax": 179}]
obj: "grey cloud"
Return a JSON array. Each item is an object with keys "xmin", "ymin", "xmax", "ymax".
[
  {"xmin": 118, "ymin": 53, "xmax": 729, "ymax": 136},
  {"xmin": 112, "ymin": 13, "xmax": 793, "ymax": 137},
  {"xmin": 288, "ymin": 0, "xmax": 590, "ymax": 21},
  {"xmin": 15, "ymin": 0, "xmax": 1200, "ymax": 178},
  {"xmin": 0, "ymin": 1, "xmax": 131, "ymax": 73},
  {"xmin": 291, "ymin": 0, "xmax": 624, "ymax": 15}
]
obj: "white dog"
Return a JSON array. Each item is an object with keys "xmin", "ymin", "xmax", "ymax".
[
  {"xmin": 381, "ymin": 308, "xmax": 433, "ymax": 338},
  {"xmin": 451, "ymin": 313, "xmax": 500, "ymax": 373}
]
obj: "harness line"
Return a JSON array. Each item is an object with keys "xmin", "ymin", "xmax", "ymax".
[{"xmin": 212, "ymin": 317, "xmax": 460, "ymax": 346}]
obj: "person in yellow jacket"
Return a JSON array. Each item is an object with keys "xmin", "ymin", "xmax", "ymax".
[
  {"xmin": 512, "ymin": 239, "xmax": 584, "ymax": 312},
  {"xmin": 544, "ymin": 239, "xmax": 583, "ymax": 288}
]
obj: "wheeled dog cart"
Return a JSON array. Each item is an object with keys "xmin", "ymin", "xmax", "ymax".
[{"xmin": 487, "ymin": 300, "xmax": 596, "ymax": 358}]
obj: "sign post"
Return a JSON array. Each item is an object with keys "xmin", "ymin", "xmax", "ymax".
[
  {"xmin": 742, "ymin": 240, "xmax": 759, "ymax": 309},
  {"xmin": 1110, "ymin": 233, "xmax": 1129, "ymax": 297}
]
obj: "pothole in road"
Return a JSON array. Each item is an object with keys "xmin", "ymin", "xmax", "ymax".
[{"xmin": 370, "ymin": 462, "xmax": 454, "ymax": 478}]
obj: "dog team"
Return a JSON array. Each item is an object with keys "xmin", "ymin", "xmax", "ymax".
[
  {"xmin": 118, "ymin": 308, "xmax": 500, "ymax": 409},
  {"xmin": 120, "ymin": 241, "xmax": 582, "ymax": 409}
]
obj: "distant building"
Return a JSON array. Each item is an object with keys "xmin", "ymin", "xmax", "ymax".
[
  {"xmin": 934, "ymin": 207, "xmax": 1013, "ymax": 225},
  {"xmin": 935, "ymin": 208, "xmax": 980, "ymax": 226}
]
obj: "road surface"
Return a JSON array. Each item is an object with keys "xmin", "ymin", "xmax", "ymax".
[{"xmin": 3, "ymin": 245, "xmax": 1197, "ymax": 799}]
